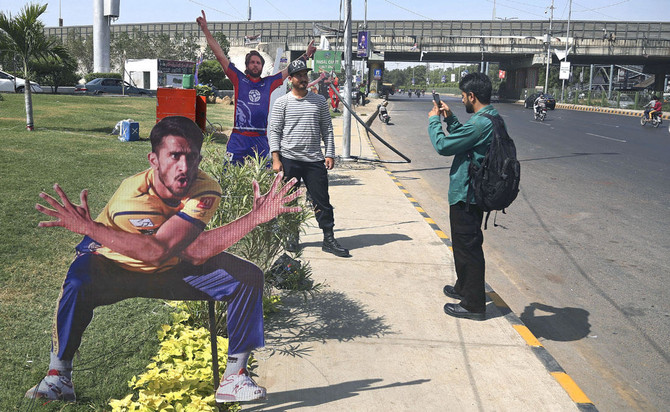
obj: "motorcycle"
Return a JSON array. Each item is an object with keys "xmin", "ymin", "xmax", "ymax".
[
  {"xmin": 534, "ymin": 105, "xmax": 547, "ymax": 121},
  {"xmin": 640, "ymin": 111, "xmax": 663, "ymax": 128},
  {"xmin": 378, "ymin": 104, "xmax": 391, "ymax": 124}
]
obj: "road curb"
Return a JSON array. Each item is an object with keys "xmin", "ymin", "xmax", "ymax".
[
  {"xmin": 364, "ymin": 120, "xmax": 599, "ymax": 412},
  {"xmin": 531, "ymin": 102, "xmax": 670, "ymax": 120}
]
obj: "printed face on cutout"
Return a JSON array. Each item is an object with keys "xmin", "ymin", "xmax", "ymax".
[{"xmin": 149, "ymin": 135, "xmax": 202, "ymax": 200}]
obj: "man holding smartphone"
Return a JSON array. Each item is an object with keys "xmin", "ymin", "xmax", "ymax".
[{"xmin": 427, "ymin": 73, "xmax": 498, "ymax": 321}]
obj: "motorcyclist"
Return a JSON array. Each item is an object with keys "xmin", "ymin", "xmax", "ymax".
[
  {"xmin": 644, "ymin": 95, "xmax": 662, "ymax": 120},
  {"xmin": 378, "ymin": 100, "xmax": 390, "ymax": 123},
  {"xmin": 534, "ymin": 93, "xmax": 548, "ymax": 117}
]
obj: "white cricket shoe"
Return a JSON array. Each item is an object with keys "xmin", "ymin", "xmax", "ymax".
[
  {"xmin": 215, "ymin": 368, "xmax": 267, "ymax": 403},
  {"xmin": 25, "ymin": 369, "xmax": 76, "ymax": 402}
]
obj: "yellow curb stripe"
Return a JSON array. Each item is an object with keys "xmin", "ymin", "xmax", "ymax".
[
  {"xmin": 415, "ymin": 206, "xmax": 425, "ymax": 213},
  {"xmin": 513, "ymin": 325, "xmax": 543, "ymax": 347},
  {"xmin": 401, "ymin": 189, "xmax": 409, "ymax": 193},
  {"xmin": 434, "ymin": 230, "xmax": 448, "ymax": 239},
  {"xmin": 487, "ymin": 291, "xmax": 508, "ymax": 309},
  {"xmin": 407, "ymin": 197, "xmax": 416, "ymax": 202},
  {"xmin": 425, "ymin": 217, "xmax": 436, "ymax": 224},
  {"xmin": 551, "ymin": 372, "xmax": 593, "ymax": 404}
]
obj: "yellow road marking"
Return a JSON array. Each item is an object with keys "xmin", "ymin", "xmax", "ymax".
[
  {"xmin": 513, "ymin": 325, "xmax": 543, "ymax": 347},
  {"xmin": 551, "ymin": 372, "xmax": 592, "ymax": 404}
]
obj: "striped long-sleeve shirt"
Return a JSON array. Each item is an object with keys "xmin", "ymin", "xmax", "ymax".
[{"xmin": 268, "ymin": 91, "xmax": 335, "ymax": 162}]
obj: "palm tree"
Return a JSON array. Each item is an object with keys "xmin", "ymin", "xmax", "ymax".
[{"xmin": 0, "ymin": 3, "xmax": 70, "ymax": 130}]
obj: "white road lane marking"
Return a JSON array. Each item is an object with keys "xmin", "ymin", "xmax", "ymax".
[{"xmin": 586, "ymin": 132, "xmax": 627, "ymax": 143}]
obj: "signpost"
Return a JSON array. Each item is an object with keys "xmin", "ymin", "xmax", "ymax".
[{"xmin": 313, "ymin": 50, "xmax": 342, "ymax": 72}]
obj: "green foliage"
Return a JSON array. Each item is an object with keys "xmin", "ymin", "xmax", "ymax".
[
  {"xmin": 202, "ymin": 32, "xmax": 231, "ymax": 61},
  {"xmin": 85, "ymin": 72, "xmax": 122, "ymax": 82},
  {"xmin": 183, "ymin": 141, "xmax": 320, "ymax": 336},
  {"xmin": 200, "ymin": 149, "xmax": 311, "ymax": 273},
  {"xmin": 108, "ymin": 309, "xmax": 240, "ymax": 412},
  {"xmin": 198, "ymin": 60, "xmax": 227, "ymax": 89},
  {"xmin": 110, "ymin": 29, "xmax": 204, "ymax": 71},
  {"xmin": 196, "ymin": 84, "xmax": 215, "ymax": 97},
  {"xmin": 63, "ymin": 28, "xmax": 94, "ymax": 74},
  {"xmin": 31, "ymin": 55, "xmax": 80, "ymax": 92}
]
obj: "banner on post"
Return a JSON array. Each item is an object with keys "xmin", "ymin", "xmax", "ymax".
[{"xmin": 357, "ymin": 31, "xmax": 369, "ymax": 58}]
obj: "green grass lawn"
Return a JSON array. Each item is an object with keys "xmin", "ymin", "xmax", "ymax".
[{"xmin": 0, "ymin": 93, "xmax": 233, "ymax": 410}]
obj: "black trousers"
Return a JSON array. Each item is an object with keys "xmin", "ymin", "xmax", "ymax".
[
  {"xmin": 449, "ymin": 202, "xmax": 486, "ymax": 312},
  {"xmin": 281, "ymin": 156, "xmax": 334, "ymax": 231}
]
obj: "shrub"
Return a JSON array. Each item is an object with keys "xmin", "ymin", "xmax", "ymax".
[
  {"xmin": 108, "ymin": 309, "xmax": 241, "ymax": 411},
  {"xmin": 183, "ymin": 138, "xmax": 320, "ymax": 336},
  {"xmin": 85, "ymin": 72, "xmax": 122, "ymax": 82}
]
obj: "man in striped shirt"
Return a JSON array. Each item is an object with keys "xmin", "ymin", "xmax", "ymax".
[{"xmin": 269, "ymin": 59, "xmax": 350, "ymax": 258}]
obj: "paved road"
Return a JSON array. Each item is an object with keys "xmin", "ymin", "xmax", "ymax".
[{"xmin": 362, "ymin": 94, "xmax": 670, "ymax": 412}]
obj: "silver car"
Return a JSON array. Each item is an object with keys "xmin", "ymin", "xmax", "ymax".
[{"xmin": 0, "ymin": 70, "xmax": 44, "ymax": 93}]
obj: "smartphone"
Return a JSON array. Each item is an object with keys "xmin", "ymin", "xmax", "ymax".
[{"xmin": 432, "ymin": 92, "xmax": 441, "ymax": 106}]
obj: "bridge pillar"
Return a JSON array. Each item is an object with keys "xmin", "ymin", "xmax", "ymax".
[{"xmin": 366, "ymin": 52, "xmax": 385, "ymax": 97}]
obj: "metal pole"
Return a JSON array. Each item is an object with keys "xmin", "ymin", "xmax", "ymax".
[
  {"xmin": 608, "ymin": 64, "xmax": 614, "ymax": 99},
  {"xmin": 364, "ymin": 0, "xmax": 368, "ymax": 95},
  {"xmin": 208, "ymin": 301, "xmax": 220, "ymax": 392},
  {"xmin": 560, "ymin": 0, "xmax": 572, "ymax": 102},
  {"xmin": 589, "ymin": 64, "xmax": 594, "ymax": 92},
  {"xmin": 93, "ymin": 0, "xmax": 110, "ymax": 73},
  {"xmin": 544, "ymin": 0, "xmax": 554, "ymax": 94},
  {"xmin": 342, "ymin": 0, "xmax": 352, "ymax": 159}
]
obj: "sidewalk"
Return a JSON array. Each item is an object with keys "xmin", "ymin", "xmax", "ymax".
[{"xmin": 245, "ymin": 102, "xmax": 590, "ymax": 411}]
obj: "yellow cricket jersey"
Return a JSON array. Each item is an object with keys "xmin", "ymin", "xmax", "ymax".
[{"xmin": 94, "ymin": 168, "xmax": 222, "ymax": 273}]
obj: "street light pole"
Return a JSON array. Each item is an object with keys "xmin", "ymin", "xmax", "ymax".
[
  {"xmin": 342, "ymin": 0, "xmax": 352, "ymax": 160},
  {"xmin": 560, "ymin": 0, "xmax": 572, "ymax": 101},
  {"xmin": 544, "ymin": 0, "xmax": 554, "ymax": 94}
]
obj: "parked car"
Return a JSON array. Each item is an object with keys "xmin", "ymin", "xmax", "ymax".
[
  {"xmin": 74, "ymin": 78, "xmax": 151, "ymax": 95},
  {"xmin": 524, "ymin": 92, "xmax": 556, "ymax": 110},
  {"xmin": 0, "ymin": 70, "xmax": 44, "ymax": 93}
]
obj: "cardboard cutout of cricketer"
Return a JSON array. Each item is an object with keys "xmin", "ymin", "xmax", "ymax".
[{"xmin": 27, "ymin": 116, "xmax": 301, "ymax": 404}]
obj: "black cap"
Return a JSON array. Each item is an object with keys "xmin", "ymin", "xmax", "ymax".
[{"xmin": 288, "ymin": 59, "xmax": 312, "ymax": 76}]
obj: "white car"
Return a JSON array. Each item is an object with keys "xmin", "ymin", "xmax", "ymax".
[{"xmin": 0, "ymin": 70, "xmax": 43, "ymax": 93}]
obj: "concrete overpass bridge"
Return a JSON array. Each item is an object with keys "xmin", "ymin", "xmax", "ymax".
[{"xmin": 47, "ymin": 19, "xmax": 670, "ymax": 95}]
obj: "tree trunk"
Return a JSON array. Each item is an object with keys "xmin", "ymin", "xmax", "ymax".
[{"xmin": 24, "ymin": 80, "xmax": 34, "ymax": 131}]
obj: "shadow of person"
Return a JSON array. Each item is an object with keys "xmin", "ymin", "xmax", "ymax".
[
  {"xmin": 243, "ymin": 378, "xmax": 431, "ymax": 411},
  {"xmin": 263, "ymin": 290, "xmax": 393, "ymax": 358},
  {"xmin": 520, "ymin": 302, "xmax": 591, "ymax": 342},
  {"xmin": 301, "ymin": 233, "xmax": 412, "ymax": 251}
]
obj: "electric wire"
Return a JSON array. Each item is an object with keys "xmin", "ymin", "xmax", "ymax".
[
  {"xmin": 263, "ymin": 0, "xmax": 291, "ymax": 20},
  {"xmin": 381, "ymin": 0, "xmax": 435, "ymax": 21},
  {"xmin": 187, "ymin": 0, "xmax": 243, "ymax": 20}
]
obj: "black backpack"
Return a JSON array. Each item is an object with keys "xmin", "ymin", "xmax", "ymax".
[{"xmin": 467, "ymin": 112, "xmax": 520, "ymax": 229}]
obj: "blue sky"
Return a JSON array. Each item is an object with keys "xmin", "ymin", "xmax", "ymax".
[{"xmin": 2, "ymin": 0, "xmax": 669, "ymax": 26}]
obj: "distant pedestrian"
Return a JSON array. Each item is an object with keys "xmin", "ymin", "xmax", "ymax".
[
  {"xmin": 269, "ymin": 59, "xmax": 350, "ymax": 258},
  {"xmin": 328, "ymin": 75, "xmax": 340, "ymax": 112},
  {"xmin": 197, "ymin": 10, "xmax": 315, "ymax": 164},
  {"xmin": 427, "ymin": 72, "xmax": 499, "ymax": 320}
]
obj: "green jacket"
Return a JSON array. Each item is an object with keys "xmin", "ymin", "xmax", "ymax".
[{"xmin": 428, "ymin": 105, "xmax": 498, "ymax": 205}]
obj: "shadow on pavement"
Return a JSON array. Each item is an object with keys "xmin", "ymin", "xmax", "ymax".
[
  {"xmin": 263, "ymin": 290, "xmax": 393, "ymax": 358},
  {"xmin": 519, "ymin": 152, "xmax": 620, "ymax": 163},
  {"xmin": 520, "ymin": 302, "xmax": 591, "ymax": 341},
  {"xmin": 301, "ymin": 233, "xmax": 412, "ymax": 251},
  {"xmin": 244, "ymin": 378, "xmax": 431, "ymax": 411}
]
